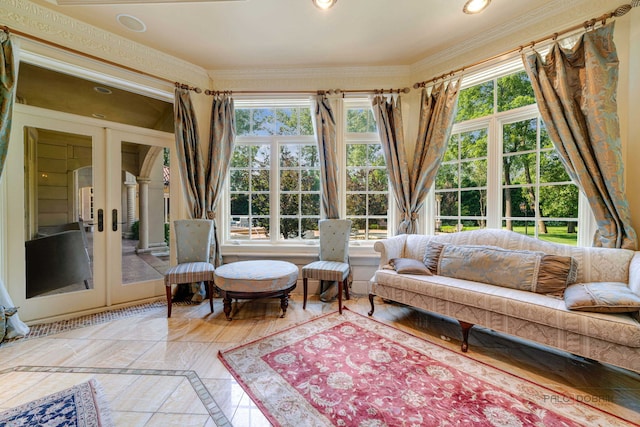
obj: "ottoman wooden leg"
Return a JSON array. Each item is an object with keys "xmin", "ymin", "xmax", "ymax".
[
  {"xmin": 222, "ymin": 292, "xmax": 233, "ymax": 321},
  {"xmin": 280, "ymin": 293, "xmax": 289, "ymax": 318}
]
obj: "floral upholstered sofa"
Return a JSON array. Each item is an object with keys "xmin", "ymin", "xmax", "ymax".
[{"xmin": 368, "ymin": 229, "xmax": 640, "ymax": 373}]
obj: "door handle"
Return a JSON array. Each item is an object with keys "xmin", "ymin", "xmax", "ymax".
[
  {"xmin": 97, "ymin": 209, "xmax": 104, "ymax": 232},
  {"xmin": 112, "ymin": 209, "xmax": 118, "ymax": 231}
]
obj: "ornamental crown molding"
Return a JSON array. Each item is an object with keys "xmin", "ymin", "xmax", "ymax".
[
  {"xmin": 410, "ymin": 0, "xmax": 621, "ymax": 78},
  {"xmin": 0, "ymin": 0, "xmax": 209, "ymax": 88}
]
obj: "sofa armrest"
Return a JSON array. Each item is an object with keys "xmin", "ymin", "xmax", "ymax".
[
  {"xmin": 627, "ymin": 252, "xmax": 640, "ymax": 297},
  {"xmin": 373, "ymin": 235, "xmax": 407, "ymax": 268}
]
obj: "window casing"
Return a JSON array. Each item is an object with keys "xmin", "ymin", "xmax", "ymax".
[
  {"xmin": 344, "ymin": 102, "xmax": 390, "ymax": 241},
  {"xmin": 228, "ymin": 101, "xmax": 320, "ymax": 243},
  {"xmin": 224, "ymin": 98, "xmax": 392, "ymax": 246},
  {"xmin": 434, "ymin": 69, "xmax": 581, "ymax": 245}
]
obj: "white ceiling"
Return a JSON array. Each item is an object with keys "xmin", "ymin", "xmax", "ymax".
[{"xmin": 27, "ymin": 0, "xmax": 573, "ymax": 71}]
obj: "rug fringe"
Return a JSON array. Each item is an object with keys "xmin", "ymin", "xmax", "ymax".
[{"xmin": 89, "ymin": 378, "xmax": 115, "ymax": 427}]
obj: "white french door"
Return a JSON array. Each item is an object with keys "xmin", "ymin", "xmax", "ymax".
[
  {"xmin": 106, "ymin": 129, "xmax": 177, "ymax": 305},
  {"xmin": 5, "ymin": 104, "xmax": 177, "ymax": 322}
]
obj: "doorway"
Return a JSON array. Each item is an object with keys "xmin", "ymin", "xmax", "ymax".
[{"xmin": 6, "ymin": 105, "xmax": 177, "ymax": 321}]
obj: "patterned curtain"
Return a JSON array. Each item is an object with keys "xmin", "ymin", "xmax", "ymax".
[
  {"xmin": 523, "ymin": 23, "xmax": 637, "ymax": 249},
  {"xmin": 174, "ymin": 87, "xmax": 206, "ymax": 219},
  {"xmin": 173, "ymin": 87, "xmax": 207, "ymax": 301},
  {"xmin": 407, "ymin": 82, "xmax": 460, "ymax": 234},
  {"xmin": 312, "ymin": 95, "xmax": 344, "ymax": 302},
  {"xmin": 0, "ymin": 30, "xmax": 16, "ymax": 180},
  {"xmin": 372, "ymin": 95, "xmax": 411, "ymax": 234},
  {"xmin": 0, "ymin": 32, "xmax": 30, "ymax": 340},
  {"xmin": 205, "ymin": 94, "xmax": 236, "ymax": 267},
  {"xmin": 312, "ymin": 95, "xmax": 340, "ymax": 219}
]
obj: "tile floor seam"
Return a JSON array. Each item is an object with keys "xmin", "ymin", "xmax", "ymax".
[{"xmin": 125, "ymin": 338, "xmax": 163, "ymax": 371}]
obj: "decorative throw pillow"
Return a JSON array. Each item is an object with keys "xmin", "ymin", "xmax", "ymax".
[
  {"xmin": 537, "ymin": 254, "xmax": 579, "ymax": 294},
  {"xmin": 423, "ymin": 241, "xmax": 577, "ymax": 294},
  {"xmin": 423, "ymin": 241, "xmax": 445, "ymax": 274},
  {"xmin": 390, "ymin": 258, "xmax": 432, "ymax": 275},
  {"xmin": 564, "ymin": 282, "xmax": 640, "ymax": 313}
]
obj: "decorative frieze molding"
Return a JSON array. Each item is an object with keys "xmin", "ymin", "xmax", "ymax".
[
  {"xmin": 208, "ymin": 65, "xmax": 411, "ymax": 92},
  {"xmin": 0, "ymin": 0, "xmax": 209, "ymax": 88}
]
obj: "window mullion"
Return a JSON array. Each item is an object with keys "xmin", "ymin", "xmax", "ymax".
[
  {"xmin": 271, "ymin": 140, "xmax": 279, "ymax": 243},
  {"xmin": 486, "ymin": 117, "xmax": 501, "ymax": 229}
]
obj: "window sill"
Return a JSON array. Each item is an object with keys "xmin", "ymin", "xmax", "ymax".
[{"xmin": 220, "ymin": 241, "xmax": 380, "ymax": 258}]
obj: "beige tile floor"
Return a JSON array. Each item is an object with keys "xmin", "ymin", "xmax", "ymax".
[{"xmin": 1, "ymin": 295, "xmax": 639, "ymax": 426}]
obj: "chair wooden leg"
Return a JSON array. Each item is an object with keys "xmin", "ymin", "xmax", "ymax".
[
  {"xmin": 343, "ymin": 277, "xmax": 350, "ymax": 300},
  {"xmin": 207, "ymin": 281, "xmax": 214, "ymax": 314},
  {"xmin": 165, "ymin": 284, "xmax": 173, "ymax": 318},
  {"xmin": 337, "ymin": 280, "xmax": 343, "ymax": 314},
  {"xmin": 303, "ymin": 278, "xmax": 308, "ymax": 310}
]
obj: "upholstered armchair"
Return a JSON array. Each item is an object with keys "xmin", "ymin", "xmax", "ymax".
[
  {"xmin": 302, "ymin": 219, "xmax": 352, "ymax": 314},
  {"xmin": 164, "ymin": 219, "xmax": 216, "ymax": 317}
]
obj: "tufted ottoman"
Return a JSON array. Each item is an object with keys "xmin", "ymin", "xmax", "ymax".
[{"xmin": 214, "ymin": 260, "xmax": 299, "ymax": 320}]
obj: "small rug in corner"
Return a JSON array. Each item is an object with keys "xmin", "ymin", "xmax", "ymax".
[
  {"xmin": 219, "ymin": 308, "xmax": 635, "ymax": 427},
  {"xmin": 0, "ymin": 379, "xmax": 114, "ymax": 427}
]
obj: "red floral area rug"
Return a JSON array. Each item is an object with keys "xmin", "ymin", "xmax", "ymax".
[{"xmin": 219, "ymin": 308, "xmax": 635, "ymax": 427}]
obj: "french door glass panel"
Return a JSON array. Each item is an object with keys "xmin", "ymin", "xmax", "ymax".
[
  {"xmin": 24, "ymin": 127, "xmax": 95, "ymax": 299},
  {"xmin": 108, "ymin": 130, "xmax": 173, "ymax": 305},
  {"xmin": 6, "ymin": 105, "xmax": 174, "ymax": 321},
  {"xmin": 6, "ymin": 107, "xmax": 107, "ymax": 321}
]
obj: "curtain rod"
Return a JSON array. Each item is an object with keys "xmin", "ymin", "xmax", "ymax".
[
  {"xmin": 177, "ymin": 85, "xmax": 412, "ymax": 97},
  {"xmin": 2, "ymin": 25, "xmax": 178, "ymax": 86},
  {"xmin": 412, "ymin": 1, "xmax": 639, "ymax": 89}
]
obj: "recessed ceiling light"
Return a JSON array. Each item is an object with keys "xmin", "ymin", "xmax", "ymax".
[
  {"xmin": 93, "ymin": 86, "xmax": 113, "ymax": 95},
  {"xmin": 463, "ymin": 0, "xmax": 491, "ymax": 14},
  {"xmin": 116, "ymin": 14, "xmax": 147, "ymax": 32},
  {"xmin": 312, "ymin": 0, "xmax": 337, "ymax": 10}
]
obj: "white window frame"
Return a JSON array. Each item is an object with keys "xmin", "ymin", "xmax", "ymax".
[
  {"xmin": 342, "ymin": 98, "xmax": 395, "ymax": 244},
  {"xmin": 426, "ymin": 62, "xmax": 593, "ymax": 246},
  {"xmin": 224, "ymin": 107, "xmax": 319, "ymax": 245},
  {"xmin": 221, "ymin": 97, "xmax": 395, "ymax": 251},
  {"xmin": 435, "ymin": 119, "xmax": 492, "ymax": 231},
  {"xmin": 498, "ymin": 107, "xmax": 579, "ymax": 234},
  {"xmin": 222, "ymin": 98, "xmax": 318, "ymax": 247}
]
